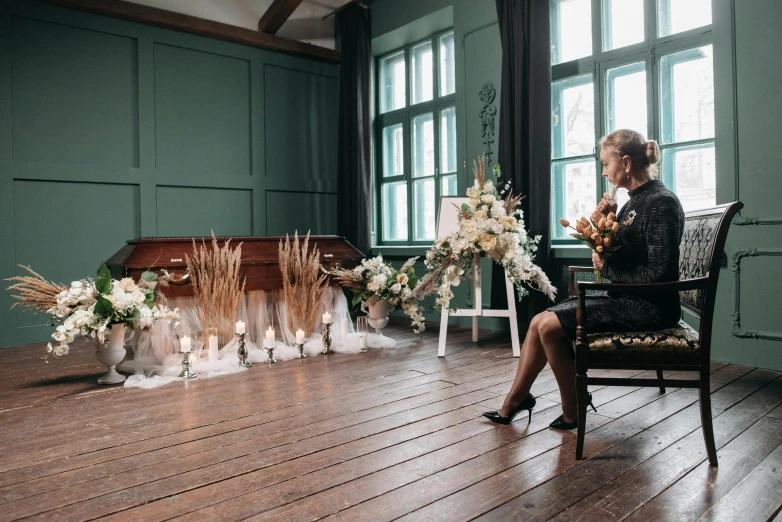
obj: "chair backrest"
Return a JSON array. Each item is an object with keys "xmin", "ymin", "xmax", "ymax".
[{"xmin": 678, "ymin": 202, "xmax": 743, "ymax": 321}]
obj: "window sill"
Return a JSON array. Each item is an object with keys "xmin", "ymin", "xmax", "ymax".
[
  {"xmin": 551, "ymin": 244, "xmax": 592, "ymax": 259},
  {"xmin": 371, "ymin": 246, "xmax": 429, "ymax": 257}
]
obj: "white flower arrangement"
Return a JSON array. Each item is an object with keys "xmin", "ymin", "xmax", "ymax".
[
  {"xmin": 44, "ymin": 263, "xmax": 179, "ymax": 360},
  {"xmin": 418, "ymin": 157, "xmax": 556, "ymax": 310},
  {"xmin": 332, "ymin": 255, "xmax": 425, "ymax": 334}
]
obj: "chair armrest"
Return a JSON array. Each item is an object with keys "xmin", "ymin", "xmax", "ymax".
[
  {"xmin": 568, "ymin": 266, "xmax": 596, "ymax": 297},
  {"xmin": 574, "ymin": 277, "xmax": 709, "ymax": 348},
  {"xmin": 576, "ymin": 277, "xmax": 709, "ymax": 295}
]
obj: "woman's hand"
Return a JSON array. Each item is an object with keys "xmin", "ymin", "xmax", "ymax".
[
  {"xmin": 596, "ymin": 192, "xmax": 618, "ymax": 216},
  {"xmin": 592, "ymin": 250, "xmax": 605, "ymax": 270}
]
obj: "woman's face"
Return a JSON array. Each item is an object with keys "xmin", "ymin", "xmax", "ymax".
[{"xmin": 600, "ymin": 147, "xmax": 630, "ymax": 189}]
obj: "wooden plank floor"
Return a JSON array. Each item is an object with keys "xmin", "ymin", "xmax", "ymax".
[{"xmin": 1, "ymin": 318, "xmax": 781, "ymax": 521}]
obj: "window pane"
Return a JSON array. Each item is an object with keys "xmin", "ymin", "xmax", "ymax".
[
  {"xmin": 382, "ymin": 182, "xmax": 408, "ymax": 240},
  {"xmin": 658, "ymin": 0, "xmax": 712, "ymax": 37},
  {"xmin": 551, "ymin": 0, "xmax": 592, "ymax": 65},
  {"xmin": 552, "ymin": 160, "xmax": 597, "ymax": 239},
  {"xmin": 606, "ymin": 62, "xmax": 647, "ymax": 134},
  {"xmin": 413, "ymin": 178, "xmax": 436, "ymax": 241},
  {"xmin": 439, "ymin": 32, "xmax": 455, "ymax": 96},
  {"xmin": 382, "ymin": 124, "xmax": 404, "ymax": 178},
  {"xmin": 662, "ymin": 144, "xmax": 715, "ymax": 211},
  {"xmin": 552, "ymin": 75, "xmax": 595, "ymax": 159},
  {"xmin": 379, "ymin": 51, "xmax": 405, "ymax": 113},
  {"xmin": 440, "ymin": 107, "xmax": 457, "ymax": 174},
  {"xmin": 411, "ymin": 41, "xmax": 433, "ymax": 105},
  {"xmin": 660, "ymin": 45, "xmax": 714, "ymax": 143},
  {"xmin": 412, "ymin": 113, "xmax": 435, "ymax": 178},
  {"xmin": 441, "ymin": 175, "xmax": 458, "ymax": 196},
  {"xmin": 603, "ymin": 0, "xmax": 644, "ymax": 50}
]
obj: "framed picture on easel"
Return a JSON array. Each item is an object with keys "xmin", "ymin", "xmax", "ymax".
[{"xmin": 436, "ymin": 196, "xmax": 470, "ymax": 239}]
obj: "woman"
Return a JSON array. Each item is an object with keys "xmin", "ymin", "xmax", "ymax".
[{"xmin": 483, "ymin": 129, "xmax": 685, "ymax": 429}]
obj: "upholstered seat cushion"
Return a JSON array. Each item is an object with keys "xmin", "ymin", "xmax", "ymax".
[{"xmin": 586, "ymin": 320, "xmax": 700, "ymax": 352}]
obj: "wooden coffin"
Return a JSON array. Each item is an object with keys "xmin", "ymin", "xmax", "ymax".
[{"xmin": 106, "ymin": 236, "xmax": 364, "ymax": 298}]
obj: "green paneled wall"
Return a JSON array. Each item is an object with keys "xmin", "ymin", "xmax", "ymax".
[{"xmin": 0, "ymin": 1, "xmax": 339, "ymax": 347}]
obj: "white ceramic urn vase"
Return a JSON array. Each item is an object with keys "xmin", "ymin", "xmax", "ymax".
[
  {"xmin": 95, "ymin": 324, "xmax": 127, "ymax": 384},
  {"xmin": 366, "ymin": 300, "xmax": 389, "ymax": 333}
]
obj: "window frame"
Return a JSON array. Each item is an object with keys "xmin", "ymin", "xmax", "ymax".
[
  {"xmin": 550, "ymin": 0, "xmax": 714, "ymax": 245},
  {"xmin": 374, "ymin": 29, "xmax": 457, "ymax": 247}
]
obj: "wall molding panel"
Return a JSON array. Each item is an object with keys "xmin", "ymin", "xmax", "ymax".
[
  {"xmin": 731, "ymin": 248, "xmax": 782, "ymax": 341},
  {"xmin": 0, "ymin": 1, "xmax": 339, "ymax": 347}
]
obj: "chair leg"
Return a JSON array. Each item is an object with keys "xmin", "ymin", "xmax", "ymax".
[
  {"xmin": 575, "ymin": 372, "xmax": 589, "ymax": 460},
  {"xmin": 656, "ymin": 369, "xmax": 666, "ymax": 394},
  {"xmin": 698, "ymin": 373, "xmax": 718, "ymax": 467}
]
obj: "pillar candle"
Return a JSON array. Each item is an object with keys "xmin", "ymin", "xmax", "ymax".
[
  {"xmin": 180, "ymin": 335, "xmax": 192, "ymax": 353},
  {"xmin": 296, "ymin": 329, "xmax": 305, "ymax": 344},
  {"xmin": 235, "ymin": 321, "xmax": 245, "ymax": 334},
  {"xmin": 358, "ymin": 334, "xmax": 368, "ymax": 349},
  {"xmin": 208, "ymin": 335, "xmax": 218, "ymax": 362},
  {"xmin": 340, "ymin": 317, "xmax": 349, "ymax": 338},
  {"xmin": 266, "ymin": 326, "xmax": 275, "ymax": 343},
  {"xmin": 322, "ymin": 311, "xmax": 332, "ymax": 324}
]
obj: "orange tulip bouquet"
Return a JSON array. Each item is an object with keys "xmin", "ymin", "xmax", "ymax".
[{"xmin": 559, "ymin": 209, "xmax": 620, "ymax": 283}]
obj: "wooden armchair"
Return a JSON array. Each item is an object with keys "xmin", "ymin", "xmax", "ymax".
[{"xmin": 569, "ymin": 201, "xmax": 743, "ymax": 467}]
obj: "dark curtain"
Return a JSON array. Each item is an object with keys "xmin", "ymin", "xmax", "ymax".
[
  {"xmin": 491, "ymin": 0, "xmax": 552, "ymax": 322},
  {"xmin": 336, "ymin": 3, "xmax": 372, "ymax": 256}
]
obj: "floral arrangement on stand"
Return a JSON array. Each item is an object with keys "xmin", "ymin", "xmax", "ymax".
[
  {"xmin": 415, "ymin": 155, "xmax": 557, "ymax": 309},
  {"xmin": 331, "ymin": 255, "xmax": 425, "ymax": 335},
  {"xmin": 5, "ymin": 263, "xmax": 178, "ymax": 361},
  {"xmin": 559, "ymin": 207, "xmax": 620, "ymax": 283}
]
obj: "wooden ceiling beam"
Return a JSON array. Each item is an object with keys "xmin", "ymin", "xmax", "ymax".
[
  {"xmin": 258, "ymin": 0, "xmax": 305, "ymax": 35},
  {"xmin": 35, "ymin": 0, "xmax": 340, "ymax": 64}
]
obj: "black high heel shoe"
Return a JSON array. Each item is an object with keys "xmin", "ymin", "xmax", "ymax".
[
  {"xmin": 483, "ymin": 394, "xmax": 536, "ymax": 425},
  {"xmin": 549, "ymin": 393, "xmax": 597, "ymax": 430}
]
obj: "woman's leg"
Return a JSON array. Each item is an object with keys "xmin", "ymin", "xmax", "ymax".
[
  {"xmin": 537, "ymin": 311, "xmax": 577, "ymax": 422},
  {"xmin": 499, "ymin": 312, "xmax": 549, "ymax": 416}
]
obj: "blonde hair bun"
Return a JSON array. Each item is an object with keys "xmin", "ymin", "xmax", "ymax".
[{"xmin": 646, "ymin": 139, "xmax": 660, "ymax": 165}]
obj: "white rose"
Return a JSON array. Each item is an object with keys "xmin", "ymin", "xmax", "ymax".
[
  {"xmin": 474, "ymin": 210, "xmax": 487, "ymax": 221},
  {"xmin": 469, "ymin": 198, "xmax": 481, "ymax": 208},
  {"xmin": 480, "ymin": 194, "xmax": 495, "ymax": 204},
  {"xmin": 483, "ymin": 181, "xmax": 495, "ymax": 192},
  {"xmin": 390, "ymin": 283, "xmax": 402, "ymax": 294},
  {"xmin": 492, "ymin": 224, "xmax": 504, "ymax": 235},
  {"xmin": 131, "ymin": 290, "xmax": 146, "ymax": 305},
  {"xmin": 396, "ymin": 273, "xmax": 409, "ymax": 285},
  {"xmin": 491, "ymin": 205, "xmax": 506, "ymax": 218}
]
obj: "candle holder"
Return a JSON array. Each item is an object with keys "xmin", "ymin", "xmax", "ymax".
[
  {"xmin": 265, "ymin": 341, "xmax": 278, "ymax": 364},
  {"xmin": 178, "ymin": 350, "xmax": 198, "ymax": 380},
  {"xmin": 322, "ymin": 322, "xmax": 334, "ymax": 354},
  {"xmin": 236, "ymin": 332, "xmax": 252, "ymax": 368},
  {"xmin": 296, "ymin": 342, "xmax": 307, "ymax": 359}
]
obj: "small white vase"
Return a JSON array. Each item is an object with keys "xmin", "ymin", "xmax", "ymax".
[
  {"xmin": 95, "ymin": 324, "xmax": 127, "ymax": 384},
  {"xmin": 366, "ymin": 300, "xmax": 389, "ymax": 333}
]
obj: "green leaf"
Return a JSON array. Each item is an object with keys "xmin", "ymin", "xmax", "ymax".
[
  {"xmin": 95, "ymin": 263, "xmax": 112, "ymax": 294},
  {"xmin": 408, "ymin": 274, "xmax": 418, "ymax": 288},
  {"xmin": 493, "ymin": 164, "xmax": 501, "ymax": 179},
  {"xmin": 351, "ymin": 293, "xmax": 363, "ymax": 307},
  {"xmin": 141, "ymin": 271, "xmax": 158, "ymax": 282},
  {"xmin": 125, "ymin": 309, "xmax": 140, "ymax": 322},
  {"xmin": 144, "ymin": 291, "xmax": 155, "ymax": 308},
  {"xmin": 461, "ymin": 203, "xmax": 470, "ymax": 212},
  {"xmin": 94, "ymin": 296, "xmax": 114, "ymax": 318}
]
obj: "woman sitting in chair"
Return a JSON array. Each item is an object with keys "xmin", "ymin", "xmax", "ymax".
[{"xmin": 483, "ymin": 129, "xmax": 685, "ymax": 430}]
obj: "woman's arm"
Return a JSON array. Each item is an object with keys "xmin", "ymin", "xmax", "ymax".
[{"xmin": 603, "ymin": 196, "xmax": 682, "ymax": 284}]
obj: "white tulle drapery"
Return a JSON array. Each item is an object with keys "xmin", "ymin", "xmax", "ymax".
[{"xmin": 122, "ymin": 287, "xmax": 396, "ymax": 388}]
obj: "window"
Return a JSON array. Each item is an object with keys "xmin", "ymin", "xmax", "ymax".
[
  {"xmin": 375, "ymin": 30, "xmax": 457, "ymax": 245},
  {"xmin": 550, "ymin": 0, "xmax": 714, "ymax": 241}
]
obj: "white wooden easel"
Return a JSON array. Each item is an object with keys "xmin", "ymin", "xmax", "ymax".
[{"xmin": 436, "ymin": 254, "xmax": 521, "ymax": 358}]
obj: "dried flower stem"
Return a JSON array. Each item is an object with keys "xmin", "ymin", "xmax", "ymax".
[
  {"xmin": 186, "ymin": 233, "xmax": 246, "ymax": 347},
  {"xmin": 279, "ymin": 232, "xmax": 329, "ymax": 337},
  {"xmin": 5, "ymin": 265, "xmax": 67, "ymax": 313}
]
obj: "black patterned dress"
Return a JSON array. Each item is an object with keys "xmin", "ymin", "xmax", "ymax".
[{"xmin": 549, "ymin": 179, "xmax": 685, "ymax": 341}]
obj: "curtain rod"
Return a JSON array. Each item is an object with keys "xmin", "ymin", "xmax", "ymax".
[{"xmin": 322, "ymin": 0, "xmax": 368, "ymax": 20}]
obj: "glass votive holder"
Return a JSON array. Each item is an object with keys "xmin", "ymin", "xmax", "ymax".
[{"xmin": 356, "ymin": 316, "xmax": 368, "ymax": 351}]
